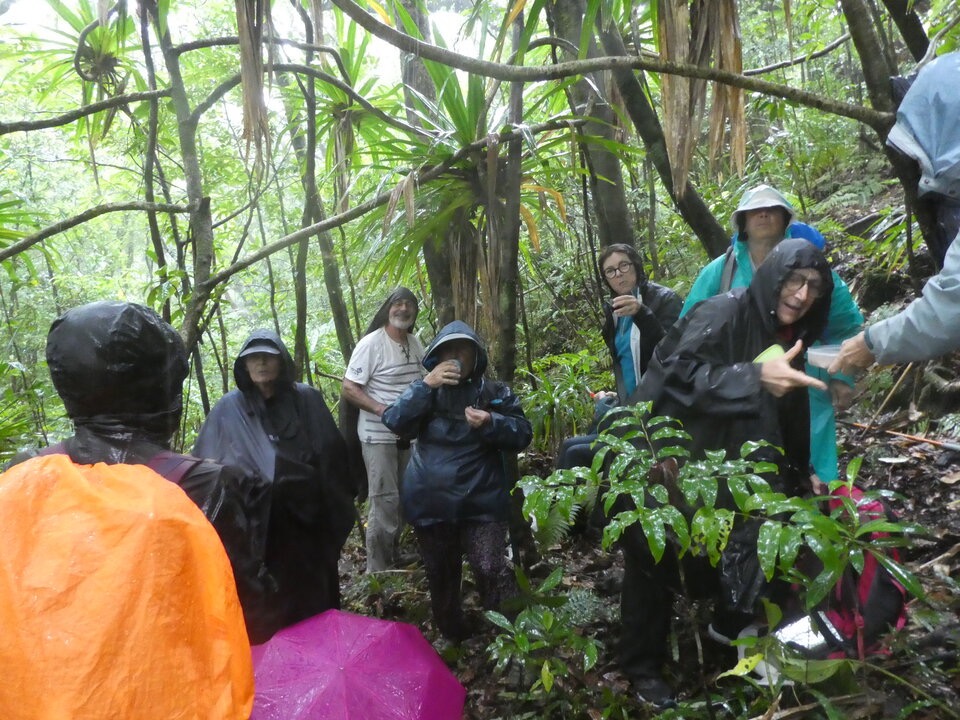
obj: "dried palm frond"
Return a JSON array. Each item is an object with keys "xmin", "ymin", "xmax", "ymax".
[
  {"xmin": 235, "ymin": 0, "xmax": 271, "ymax": 170},
  {"xmin": 657, "ymin": 0, "xmax": 693, "ymax": 194},
  {"xmin": 706, "ymin": 0, "xmax": 745, "ymax": 178},
  {"xmin": 656, "ymin": 0, "xmax": 745, "ymax": 192}
]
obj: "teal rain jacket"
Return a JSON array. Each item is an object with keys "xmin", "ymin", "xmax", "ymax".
[{"xmin": 681, "ymin": 230, "xmax": 863, "ymax": 481}]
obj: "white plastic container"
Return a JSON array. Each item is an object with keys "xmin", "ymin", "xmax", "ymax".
[{"xmin": 807, "ymin": 344, "xmax": 843, "ymax": 369}]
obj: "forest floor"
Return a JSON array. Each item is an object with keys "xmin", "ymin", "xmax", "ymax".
[{"xmin": 337, "ymin": 396, "xmax": 960, "ymax": 719}]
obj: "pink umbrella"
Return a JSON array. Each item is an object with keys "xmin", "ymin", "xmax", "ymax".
[{"xmin": 252, "ymin": 610, "xmax": 466, "ymax": 720}]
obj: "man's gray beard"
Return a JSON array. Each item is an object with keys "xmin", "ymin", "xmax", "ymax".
[{"xmin": 389, "ymin": 317, "xmax": 414, "ymax": 331}]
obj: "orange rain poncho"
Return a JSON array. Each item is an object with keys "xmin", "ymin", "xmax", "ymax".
[{"xmin": 0, "ymin": 455, "xmax": 254, "ymax": 720}]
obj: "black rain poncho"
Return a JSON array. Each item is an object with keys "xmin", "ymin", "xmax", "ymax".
[
  {"xmin": 635, "ymin": 239, "xmax": 834, "ymax": 611},
  {"xmin": 381, "ymin": 321, "xmax": 532, "ymax": 525},
  {"xmin": 193, "ymin": 330, "xmax": 355, "ymax": 636},
  {"xmin": 638, "ymin": 239, "xmax": 833, "ymax": 488}
]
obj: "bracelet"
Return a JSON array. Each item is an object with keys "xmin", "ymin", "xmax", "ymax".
[{"xmin": 863, "ymin": 326, "xmax": 875, "ymax": 351}]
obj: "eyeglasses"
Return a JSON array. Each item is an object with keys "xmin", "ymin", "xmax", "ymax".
[
  {"xmin": 602, "ymin": 261, "xmax": 634, "ymax": 279},
  {"xmin": 782, "ymin": 271, "xmax": 824, "ymax": 299}
]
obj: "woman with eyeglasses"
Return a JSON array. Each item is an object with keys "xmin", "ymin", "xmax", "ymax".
[
  {"xmin": 620, "ymin": 239, "xmax": 835, "ymax": 707},
  {"xmin": 681, "ymin": 185, "xmax": 863, "ymax": 487},
  {"xmin": 554, "ymin": 245, "xmax": 682, "ymax": 480},
  {"xmin": 598, "ymin": 243, "xmax": 683, "ymax": 402}
]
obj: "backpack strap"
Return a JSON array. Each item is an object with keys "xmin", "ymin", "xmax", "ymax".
[
  {"xmin": 840, "ymin": 565, "xmax": 867, "ymax": 660},
  {"xmin": 36, "ymin": 442, "xmax": 67, "ymax": 457},
  {"xmin": 145, "ymin": 450, "xmax": 205, "ymax": 486},
  {"xmin": 719, "ymin": 246, "xmax": 736, "ymax": 293}
]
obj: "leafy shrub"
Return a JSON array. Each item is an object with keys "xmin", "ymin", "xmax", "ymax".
[
  {"xmin": 515, "ymin": 405, "xmax": 926, "ymax": 709},
  {"xmin": 521, "ymin": 350, "xmax": 609, "ymax": 455},
  {"xmin": 485, "ymin": 567, "xmax": 601, "ymax": 704}
]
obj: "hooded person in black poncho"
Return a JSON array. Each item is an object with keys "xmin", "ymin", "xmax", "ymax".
[
  {"xmin": 618, "ymin": 239, "xmax": 834, "ymax": 708},
  {"xmin": 194, "ymin": 330, "xmax": 355, "ymax": 638},
  {"xmin": 10, "ymin": 301, "xmax": 275, "ymax": 643}
]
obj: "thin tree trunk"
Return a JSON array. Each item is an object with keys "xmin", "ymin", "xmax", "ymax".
[
  {"xmin": 150, "ymin": 5, "xmax": 213, "ymax": 353},
  {"xmin": 837, "ymin": 0, "xmax": 939, "ymax": 263},
  {"xmin": 275, "ymin": 9, "xmax": 355, "ymax": 364},
  {"xmin": 396, "ymin": 0, "xmax": 457, "ymax": 326},
  {"xmin": 138, "ymin": 3, "xmax": 171, "ymax": 323},
  {"xmin": 878, "ymin": 0, "xmax": 929, "ymax": 62},
  {"xmin": 490, "ymin": 16, "xmax": 525, "ymax": 384},
  {"xmin": 838, "ymin": 0, "xmax": 895, "ymax": 113}
]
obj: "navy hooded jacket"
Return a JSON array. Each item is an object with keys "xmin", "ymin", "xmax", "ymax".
[{"xmin": 381, "ymin": 321, "xmax": 532, "ymax": 525}]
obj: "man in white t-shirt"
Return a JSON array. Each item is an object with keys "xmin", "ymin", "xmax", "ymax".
[{"xmin": 342, "ymin": 288, "xmax": 426, "ymax": 572}]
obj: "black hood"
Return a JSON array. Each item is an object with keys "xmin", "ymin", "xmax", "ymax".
[
  {"xmin": 46, "ymin": 301, "xmax": 188, "ymax": 440},
  {"xmin": 422, "ymin": 320, "xmax": 487, "ymax": 381},
  {"xmin": 233, "ymin": 329, "xmax": 296, "ymax": 392},
  {"xmin": 748, "ymin": 238, "xmax": 833, "ymax": 343},
  {"xmin": 362, "ymin": 287, "xmax": 419, "ymax": 337}
]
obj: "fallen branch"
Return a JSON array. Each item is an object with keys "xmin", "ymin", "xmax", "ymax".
[
  {"xmin": 917, "ymin": 542, "xmax": 960, "ymax": 571},
  {"xmin": 749, "ymin": 694, "xmax": 868, "ymax": 720},
  {"xmin": 840, "ymin": 420, "xmax": 960, "ymax": 453}
]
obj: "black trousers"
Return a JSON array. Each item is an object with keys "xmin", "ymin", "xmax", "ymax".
[
  {"xmin": 618, "ymin": 521, "xmax": 720, "ymax": 680},
  {"xmin": 414, "ymin": 520, "xmax": 516, "ymax": 640}
]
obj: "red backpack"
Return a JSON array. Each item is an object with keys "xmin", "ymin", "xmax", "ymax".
[{"xmin": 815, "ymin": 485, "xmax": 908, "ymax": 659}]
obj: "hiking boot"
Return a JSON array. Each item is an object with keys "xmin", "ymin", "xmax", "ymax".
[{"xmin": 632, "ymin": 675, "xmax": 677, "ymax": 709}]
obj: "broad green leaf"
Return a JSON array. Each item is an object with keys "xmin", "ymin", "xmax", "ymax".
[{"xmin": 757, "ymin": 521, "xmax": 782, "ymax": 580}]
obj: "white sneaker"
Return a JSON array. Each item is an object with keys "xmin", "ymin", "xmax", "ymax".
[{"xmin": 736, "ymin": 625, "xmax": 793, "ymax": 687}]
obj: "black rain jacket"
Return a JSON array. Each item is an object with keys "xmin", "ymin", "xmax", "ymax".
[
  {"xmin": 381, "ymin": 321, "xmax": 532, "ymax": 525},
  {"xmin": 637, "ymin": 239, "xmax": 833, "ymax": 491},
  {"xmin": 193, "ymin": 330, "xmax": 355, "ymax": 637},
  {"xmin": 634, "ymin": 239, "xmax": 833, "ymax": 612},
  {"xmin": 19, "ymin": 301, "xmax": 274, "ymax": 642}
]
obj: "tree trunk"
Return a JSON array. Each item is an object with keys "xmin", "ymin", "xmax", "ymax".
[
  {"xmin": 547, "ymin": 0, "xmax": 634, "ymax": 249},
  {"xmin": 879, "ymin": 0, "xmax": 929, "ymax": 63},
  {"xmin": 275, "ymin": 12, "xmax": 356, "ymax": 365},
  {"xmin": 489, "ymin": 18, "xmax": 525, "ymax": 384},
  {"xmin": 396, "ymin": 0, "xmax": 457, "ymax": 326},
  {"xmin": 838, "ymin": 0, "xmax": 939, "ymax": 263},
  {"xmin": 838, "ymin": 0, "xmax": 896, "ymax": 113},
  {"xmin": 599, "ymin": 22, "xmax": 728, "ymax": 258},
  {"xmin": 150, "ymin": 7, "xmax": 212, "ymax": 354}
]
